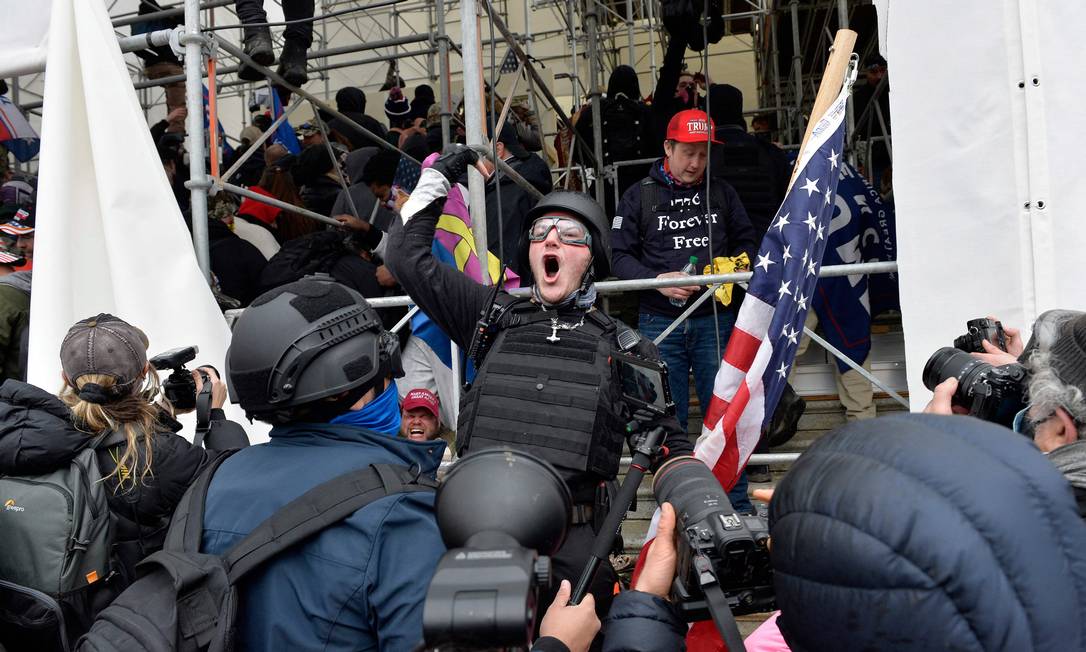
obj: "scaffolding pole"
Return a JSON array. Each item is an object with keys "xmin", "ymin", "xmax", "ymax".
[
  {"xmin": 461, "ymin": 0, "xmax": 490, "ymax": 283},
  {"xmin": 583, "ymin": 0, "xmax": 606, "ymax": 206},
  {"xmin": 435, "ymin": 0, "xmax": 453, "ymax": 147},
  {"xmin": 182, "ymin": 0, "xmax": 211, "ymax": 280}
]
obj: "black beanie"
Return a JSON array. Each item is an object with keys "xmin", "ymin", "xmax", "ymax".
[{"xmin": 707, "ymin": 83, "xmax": 745, "ymax": 128}]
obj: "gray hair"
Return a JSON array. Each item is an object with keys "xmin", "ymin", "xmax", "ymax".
[{"xmin": 1027, "ymin": 316, "xmax": 1086, "ymax": 439}]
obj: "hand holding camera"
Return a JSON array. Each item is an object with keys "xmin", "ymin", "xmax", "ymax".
[{"xmin": 191, "ymin": 366, "xmax": 228, "ymax": 411}]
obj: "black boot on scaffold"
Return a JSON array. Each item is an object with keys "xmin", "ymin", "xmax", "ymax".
[
  {"xmin": 237, "ymin": 26, "xmax": 275, "ymax": 82},
  {"xmin": 278, "ymin": 39, "xmax": 309, "ymax": 87}
]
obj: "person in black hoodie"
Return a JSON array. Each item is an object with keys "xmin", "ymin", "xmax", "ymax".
[
  {"xmin": 0, "ymin": 316, "xmax": 234, "ymax": 626},
  {"xmin": 707, "ymin": 83, "xmax": 790, "ymax": 241},
  {"xmin": 575, "ymin": 65, "xmax": 655, "ymax": 216},
  {"xmin": 325, "ymin": 87, "xmax": 388, "ymax": 150},
  {"xmin": 483, "ymin": 120, "xmax": 554, "ymax": 278}
]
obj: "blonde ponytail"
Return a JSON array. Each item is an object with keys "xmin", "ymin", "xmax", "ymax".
[{"xmin": 60, "ymin": 372, "xmax": 163, "ymax": 491}]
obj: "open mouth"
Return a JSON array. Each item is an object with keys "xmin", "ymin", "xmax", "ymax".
[
  {"xmin": 543, "ymin": 254, "xmax": 561, "ymax": 282},
  {"xmin": 408, "ymin": 427, "xmax": 426, "ymax": 441}
]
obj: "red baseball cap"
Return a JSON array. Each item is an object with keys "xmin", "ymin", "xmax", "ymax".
[
  {"xmin": 237, "ymin": 186, "xmax": 281, "ymax": 226},
  {"xmin": 402, "ymin": 388, "xmax": 440, "ymax": 419},
  {"xmin": 665, "ymin": 109, "xmax": 722, "ymax": 144}
]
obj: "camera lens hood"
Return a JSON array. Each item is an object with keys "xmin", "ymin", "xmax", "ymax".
[{"xmin": 436, "ymin": 449, "xmax": 572, "ymax": 555}]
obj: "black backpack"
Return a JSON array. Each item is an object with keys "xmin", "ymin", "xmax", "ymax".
[
  {"xmin": 76, "ymin": 455, "xmax": 438, "ymax": 652},
  {"xmin": 0, "ymin": 431, "xmax": 125, "ymax": 652},
  {"xmin": 600, "ymin": 95, "xmax": 647, "ymax": 165}
]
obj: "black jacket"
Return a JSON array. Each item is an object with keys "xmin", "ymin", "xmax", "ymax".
[
  {"xmin": 601, "ymin": 591, "xmax": 686, "ymax": 652},
  {"xmin": 771, "ymin": 414, "xmax": 1086, "ymax": 652},
  {"xmin": 207, "ymin": 218, "xmax": 268, "ymax": 307},
  {"xmin": 0, "ymin": 381, "xmax": 217, "ymax": 583},
  {"xmin": 483, "ymin": 152, "xmax": 553, "ymax": 278}
]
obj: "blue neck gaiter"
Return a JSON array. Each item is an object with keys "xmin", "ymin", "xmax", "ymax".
[{"xmin": 329, "ymin": 381, "xmax": 402, "ymax": 436}]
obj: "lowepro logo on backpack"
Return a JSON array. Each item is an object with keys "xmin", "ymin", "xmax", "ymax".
[{"xmin": 3, "ymin": 498, "xmax": 25, "ymax": 512}]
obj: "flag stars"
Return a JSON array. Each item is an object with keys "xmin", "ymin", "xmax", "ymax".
[
  {"xmin": 800, "ymin": 177, "xmax": 821, "ymax": 197},
  {"xmin": 782, "ymin": 244, "xmax": 793, "ymax": 263},
  {"xmin": 776, "ymin": 362, "xmax": 790, "ymax": 379},
  {"xmin": 816, "ymin": 224, "xmax": 825, "ymax": 241},
  {"xmin": 797, "ymin": 293, "xmax": 809, "ymax": 310},
  {"xmin": 777, "ymin": 280, "xmax": 792, "ymax": 300},
  {"xmin": 782, "ymin": 325, "xmax": 799, "ymax": 345},
  {"xmin": 801, "ymin": 249, "xmax": 809, "ymax": 266},
  {"xmin": 803, "ymin": 212, "xmax": 818, "ymax": 232},
  {"xmin": 755, "ymin": 252, "xmax": 775, "ymax": 272},
  {"xmin": 772, "ymin": 212, "xmax": 791, "ymax": 232},
  {"xmin": 824, "ymin": 188, "xmax": 832, "ymax": 205},
  {"xmin": 828, "ymin": 148, "xmax": 839, "ymax": 169},
  {"xmin": 807, "ymin": 259, "xmax": 818, "ymax": 277}
]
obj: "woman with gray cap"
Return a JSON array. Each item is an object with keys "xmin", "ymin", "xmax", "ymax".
[{"xmin": 0, "ymin": 314, "xmax": 217, "ymax": 589}]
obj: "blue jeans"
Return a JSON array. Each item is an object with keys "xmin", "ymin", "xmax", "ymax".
[{"xmin": 639, "ymin": 309, "xmax": 753, "ymax": 513}]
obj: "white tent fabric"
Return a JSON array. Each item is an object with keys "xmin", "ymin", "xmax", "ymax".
[
  {"xmin": 883, "ymin": 1, "xmax": 1086, "ymax": 407},
  {"xmin": 0, "ymin": 1, "xmax": 52, "ymax": 77},
  {"xmin": 29, "ymin": 0, "xmax": 267, "ymax": 442}
]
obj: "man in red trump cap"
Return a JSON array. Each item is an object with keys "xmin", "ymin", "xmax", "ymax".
[
  {"xmin": 611, "ymin": 108, "xmax": 757, "ymax": 511},
  {"xmin": 399, "ymin": 387, "xmax": 442, "ymax": 442}
]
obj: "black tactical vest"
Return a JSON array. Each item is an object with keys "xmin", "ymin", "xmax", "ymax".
[{"xmin": 457, "ymin": 302, "xmax": 627, "ymax": 482}]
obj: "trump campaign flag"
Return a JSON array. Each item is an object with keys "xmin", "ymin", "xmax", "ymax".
[
  {"xmin": 634, "ymin": 59, "xmax": 856, "ymax": 649},
  {"xmin": 404, "ymin": 155, "xmax": 519, "ymax": 425},
  {"xmin": 269, "ymin": 84, "xmax": 301, "ymax": 155},
  {"xmin": 0, "ymin": 95, "xmax": 41, "ymax": 162}
]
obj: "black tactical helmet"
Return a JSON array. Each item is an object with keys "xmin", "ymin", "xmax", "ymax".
[
  {"xmin": 226, "ymin": 276, "xmax": 402, "ymax": 422},
  {"xmin": 519, "ymin": 190, "xmax": 611, "ymax": 279}
]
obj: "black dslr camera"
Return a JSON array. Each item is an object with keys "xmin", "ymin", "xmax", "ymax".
[
  {"xmin": 954, "ymin": 318, "xmax": 1008, "ymax": 354},
  {"xmin": 923, "ymin": 347, "xmax": 1027, "ymax": 427},
  {"xmin": 654, "ymin": 457, "xmax": 775, "ymax": 624},
  {"xmin": 149, "ymin": 346, "xmax": 209, "ymax": 411},
  {"xmin": 423, "ymin": 450, "xmax": 571, "ymax": 650}
]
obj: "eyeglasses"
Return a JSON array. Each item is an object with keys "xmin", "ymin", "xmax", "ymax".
[
  {"xmin": 1013, "ymin": 406, "xmax": 1053, "ymax": 439},
  {"xmin": 528, "ymin": 216, "xmax": 591, "ymax": 246}
]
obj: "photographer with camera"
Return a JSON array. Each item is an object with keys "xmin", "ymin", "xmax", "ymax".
[
  {"xmin": 149, "ymin": 346, "xmax": 249, "ymax": 451},
  {"xmin": 386, "ymin": 145, "xmax": 698, "ymax": 625},
  {"xmin": 927, "ymin": 310, "xmax": 1086, "ymax": 515}
]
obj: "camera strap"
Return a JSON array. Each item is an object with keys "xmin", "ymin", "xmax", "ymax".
[
  {"xmin": 696, "ymin": 554, "xmax": 748, "ymax": 652},
  {"xmin": 193, "ymin": 372, "xmax": 214, "ymax": 448}
]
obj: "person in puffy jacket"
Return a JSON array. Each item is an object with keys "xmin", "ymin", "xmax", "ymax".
[
  {"xmin": 0, "ymin": 315, "xmax": 222, "ymax": 604},
  {"xmin": 768, "ymin": 413, "xmax": 1086, "ymax": 652}
]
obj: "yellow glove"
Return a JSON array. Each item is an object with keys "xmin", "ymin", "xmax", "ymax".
[{"xmin": 702, "ymin": 253, "xmax": 751, "ymax": 306}]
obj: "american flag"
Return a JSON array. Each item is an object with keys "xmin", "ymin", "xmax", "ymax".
[
  {"xmin": 499, "ymin": 48, "xmax": 520, "ymax": 75},
  {"xmin": 695, "ymin": 91, "xmax": 850, "ymax": 492},
  {"xmin": 634, "ymin": 73, "xmax": 854, "ymax": 649}
]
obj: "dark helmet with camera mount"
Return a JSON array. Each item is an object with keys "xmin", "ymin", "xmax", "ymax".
[
  {"xmin": 226, "ymin": 275, "xmax": 402, "ymax": 422},
  {"xmin": 518, "ymin": 190, "xmax": 611, "ymax": 280}
]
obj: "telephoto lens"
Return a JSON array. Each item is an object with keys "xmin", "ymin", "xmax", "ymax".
[
  {"xmin": 922, "ymin": 346, "xmax": 991, "ymax": 395},
  {"xmin": 653, "ymin": 457, "xmax": 757, "ymax": 562}
]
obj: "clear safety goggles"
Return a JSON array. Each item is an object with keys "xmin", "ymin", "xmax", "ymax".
[{"xmin": 528, "ymin": 216, "xmax": 592, "ymax": 246}]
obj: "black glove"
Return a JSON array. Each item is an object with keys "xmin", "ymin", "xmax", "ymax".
[{"xmin": 430, "ymin": 144, "xmax": 482, "ymax": 184}]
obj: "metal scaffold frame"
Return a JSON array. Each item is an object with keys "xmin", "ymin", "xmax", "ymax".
[{"xmin": 6, "ymin": 0, "xmax": 897, "ymax": 424}]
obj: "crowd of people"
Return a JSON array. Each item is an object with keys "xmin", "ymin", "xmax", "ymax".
[{"xmin": 12, "ymin": 8, "xmax": 1083, "ymax": 652}]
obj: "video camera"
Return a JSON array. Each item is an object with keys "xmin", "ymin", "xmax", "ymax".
[
  {"xmin": 654, "ymin": 457, "xmax": 775, "ymax": 624},
  {"xmin": 422, "ymin": 450, "xmax": 571, "ymax": 650},
  {"xmin": 923, "ymin": 318, "xmax": 1027, "ymax": 427},
  {"xmin": 150, "ymin": 346, "xmax": 217, "ymax": 439}
]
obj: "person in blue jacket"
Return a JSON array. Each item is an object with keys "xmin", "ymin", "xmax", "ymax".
[{"xmin": 200, "ymin": 276, "xmax": 446, "ymax": 651}]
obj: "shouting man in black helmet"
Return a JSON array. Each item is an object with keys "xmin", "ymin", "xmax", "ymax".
[{"xmin": 386, "ymin": 146, "xmax": 696, "ymax": 623}]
